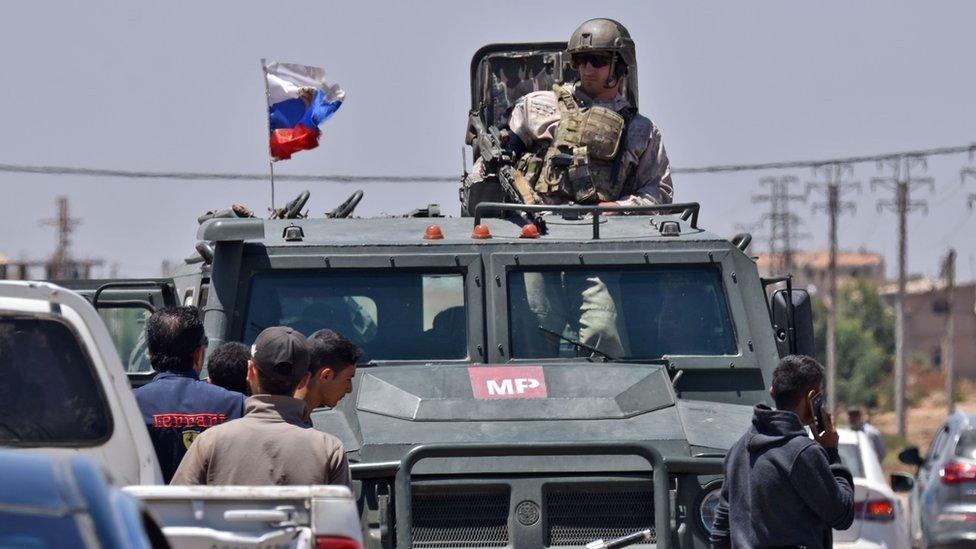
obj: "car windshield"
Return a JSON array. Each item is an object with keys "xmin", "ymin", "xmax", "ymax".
[
  {"xmin": 507, "ymin": 265, "xmax": 737, "ymax": 359},
  {"xmin": 838, "ymin": 443, "xmax": 864, "ymax": 478},
  {"xmin": 955, "ymin": 430, "xmax": 976, "ymax": 460},
  {"xmin": 243, "ymin": 272, "xmax": 466, "ymax": 362}
]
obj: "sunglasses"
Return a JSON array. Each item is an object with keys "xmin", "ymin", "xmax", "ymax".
[{"xmin": 572, "ymin": 53, "xmax": 614, "ymax": 69}]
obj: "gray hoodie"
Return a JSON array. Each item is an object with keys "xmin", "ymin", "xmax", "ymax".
[{"xmin": 710, "ymin": 404, "xmax": 855, "ymax": 548}]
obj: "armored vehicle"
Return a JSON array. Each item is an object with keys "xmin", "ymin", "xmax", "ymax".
[{"xmin": 69, "ymin": 42, "xmax": 815, "ymax": 549}]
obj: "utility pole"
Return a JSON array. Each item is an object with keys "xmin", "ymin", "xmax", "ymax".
[
  {"xmin": 808, "ymin": 163, "xmax": 859, "ymax": 413},
  {"xmin": 752, "ymin": 175, "xmax": 808, "ymax": 274},
  {"xmin": 873, "ymin": 155, "xmax": 933, "ymax": 438},
  {"xmin": 942, "ymin": 249, "xmax": 956, "ymax": 415},
  {"xmin": 963, "ymin": 163, "xmax": 976, "ymax": 208},
  {"xmin": 2, "ymin": 196, "xmax": 108, "ymax": 281},
  {"xmin": 39, "ymin": 196, "xmax": 81, "ymax": 279}
]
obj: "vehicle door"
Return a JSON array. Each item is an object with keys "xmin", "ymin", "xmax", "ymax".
[
  {"xmin": 57, "ymin": 279, "xmax": 178, "ymax": 388},
  {"xmin": 917, "ymin": 424, "xmax": 952, "ymax": 538}
]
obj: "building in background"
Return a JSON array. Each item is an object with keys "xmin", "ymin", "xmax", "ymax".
[
  {"xmin": 755, "ymin": 249, "xmax": 886, "ymax": 292},
  {"xmin": 880, "ymin": 278, "xmax": 976, "ymax": 379}
]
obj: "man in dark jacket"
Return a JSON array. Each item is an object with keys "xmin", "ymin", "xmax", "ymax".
[
  {"xmin": 710, "ymin": 355, "xmax": 854, "ymax": 548},
  {"xmin": 134, "ymin": 307, "xmax": 244, "ymax": 482}
]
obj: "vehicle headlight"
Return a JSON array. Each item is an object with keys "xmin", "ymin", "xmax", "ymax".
[{"xmin": 696, "ymin": 480, "xmax": 723, "ymax": 537}]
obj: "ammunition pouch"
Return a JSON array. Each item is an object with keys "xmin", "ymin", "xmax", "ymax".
[{"xmin": 529, "ymin": 85, "xmax": 627, "ymax": 204}]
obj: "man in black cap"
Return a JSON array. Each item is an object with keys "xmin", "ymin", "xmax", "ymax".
[{"xmin": 170, "ymin": 327, "xmax": 351, "ymax": 488}]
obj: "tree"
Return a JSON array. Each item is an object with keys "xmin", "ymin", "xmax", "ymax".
[{"xmin": 813, "ymin": 278, "xmax": 894, "ymax": 408}]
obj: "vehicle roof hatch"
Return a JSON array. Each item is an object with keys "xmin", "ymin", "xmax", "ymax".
[{"xmin": 469, "ymin": 42, "xmax": 639, "ymax": 130}]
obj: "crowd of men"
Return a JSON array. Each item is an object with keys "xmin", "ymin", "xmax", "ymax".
[{"xmin": 133, "ymin": 306, "xmax": 360, "ymax": 488}]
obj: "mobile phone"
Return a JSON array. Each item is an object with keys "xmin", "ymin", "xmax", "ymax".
[{"xmin": 811, "ymin": 392, "xmax": 826, "ymax": 434}]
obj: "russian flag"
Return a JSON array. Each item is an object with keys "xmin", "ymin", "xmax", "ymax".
[{"xmin": 263, "ymin": 60, "xmax": 345, "ymax": 161}]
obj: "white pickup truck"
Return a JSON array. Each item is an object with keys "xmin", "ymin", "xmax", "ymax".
[{"xmin": 0, "ymin": 281, "xmax": 363, "ymax": 549}]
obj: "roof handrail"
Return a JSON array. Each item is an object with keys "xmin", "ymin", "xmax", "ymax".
[{"xmin": 473, "ymin": 202, "xmax": 701, "ymax": 239}]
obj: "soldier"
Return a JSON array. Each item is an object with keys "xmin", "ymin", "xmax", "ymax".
[
  {"xmin": 508, "ymin": 18, "xmax": 673, "ymax": 210},
  {"xmin": 505, "ymin": 19, "xmax": 674, "ymax": 357}
]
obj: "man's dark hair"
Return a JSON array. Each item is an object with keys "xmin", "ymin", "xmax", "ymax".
[
  {"xmin": 254, "ymin": 369, "xmax": 302, "ymax": 396},
  {"xmin": 206, "ymin": 342, "xmax": 249, "ymax": 395},
  {"xmin": 146, "ymin": 306, "xmax": 205, "ymax": 373},
  {"xmin": 308, "ymin": 329, "xmax": 363, "ymax": 375},
  {"xmin": 771, "ymin": 355, "xmax": 825, "ymax": 410}
]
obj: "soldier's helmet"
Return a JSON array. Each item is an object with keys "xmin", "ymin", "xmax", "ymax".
[{"xmin": 566, "ymin": 18, "xmax": 636, "ymax": 69}]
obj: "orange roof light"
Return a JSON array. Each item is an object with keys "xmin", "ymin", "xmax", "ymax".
[
  {"xmin": 519, "ymin": 224, "xmax": 540, "ymax": 239},
  {"xmin": 423, "ymin": 225, "xmax": 444, "ymax": 240},
  {"xmin": 471, "ymin": 224, "xmax": 491, "ymax": 239}
]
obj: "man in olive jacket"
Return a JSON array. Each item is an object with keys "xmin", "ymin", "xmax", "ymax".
[{"xmin": 171, "ymin": 327, "xmax": 350, "ymax": 488}]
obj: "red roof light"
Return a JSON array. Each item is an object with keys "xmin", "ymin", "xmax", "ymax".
[
  {"xmin": 423, "ymin": 225, "xmax": 444, "ymax": 240},
  {"xmin": 471, "ymin": 224, "xmax": 491, "ymax": 239},
  {"xmin": 519, "ymin": 224, "xmax": 540, "ymax": 239}
]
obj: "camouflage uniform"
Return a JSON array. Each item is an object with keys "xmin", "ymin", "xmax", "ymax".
[
  {"xmin": 508, "ymin": 82, "xmax": 673, "ymax": 206},
  {"xmin": 520, "ymin": 271, "xmax": 627, "ymax": 359}
]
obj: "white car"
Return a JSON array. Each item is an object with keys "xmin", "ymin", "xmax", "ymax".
[
  {"xmin": 0, "ymin": 281, "xmax": 364, "ymax": 549},
  {"xmin": 834, "ymin": 427, "xmax": 912, "ymax": 549}
]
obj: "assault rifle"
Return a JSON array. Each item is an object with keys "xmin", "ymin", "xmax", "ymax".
[{"xmin": 468, "ymin": 113, "xmax": 534, "ymax": 206}]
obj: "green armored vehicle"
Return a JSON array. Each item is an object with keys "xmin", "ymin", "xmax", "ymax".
[{"xmin": 70, "ymin": 41, "xmax": 815, "ymax": 549}]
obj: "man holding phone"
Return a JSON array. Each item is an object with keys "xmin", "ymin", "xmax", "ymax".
[{"xmin": 710, "ymin": 355, "xmax": 854, "ymax": 548}]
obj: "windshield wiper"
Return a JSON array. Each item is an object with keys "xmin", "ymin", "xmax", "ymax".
[{"xmin": 537, "ymin": 326, "xmax": 617, "ymax": 361}]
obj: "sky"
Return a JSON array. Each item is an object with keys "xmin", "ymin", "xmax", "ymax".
[{"xmin": 1, "ymin": 1, "xmax": 975, "ymax": 281}]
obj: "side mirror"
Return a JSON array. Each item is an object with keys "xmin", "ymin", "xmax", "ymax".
[
  {"xmin": 771, "ymin": 289, "xmax": 815, "ymax": 357},
  {"xmin": 898, "ymin": 446, "xmax": 924, "ymax": 466},
  {"xmin": 890, "ymin": 472, "xmax": 915, "ymax": 493}
]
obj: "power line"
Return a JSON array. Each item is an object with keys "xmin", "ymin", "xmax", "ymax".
[
  {"xmin": 674, "ymin": 143, "xmax": 976, "ymax": 174},
  {"xmin": 0, "ymin": 143, "xmax": 974, "ymax": 183},
  {"xmin": 0, "ymin": 163, "xmax": 458, "ymax": 183},
  {"xmin": 750, "ymin": 175, "xmax": 809, "ymax": 274}
]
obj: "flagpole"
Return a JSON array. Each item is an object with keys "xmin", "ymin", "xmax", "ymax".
[{"xmin": 261, "ymin": 58, "xmax": 275, "ymax": 212}]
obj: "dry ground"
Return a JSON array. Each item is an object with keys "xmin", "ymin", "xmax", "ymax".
[{"xmin": 861, "ymin": 370, "xmax": 976, "ymax": 476}]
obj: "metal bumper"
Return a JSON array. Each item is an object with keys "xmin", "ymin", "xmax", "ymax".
[{"xmin": 352, "ymin": 441, "xmax": 723, "ymax": 548}]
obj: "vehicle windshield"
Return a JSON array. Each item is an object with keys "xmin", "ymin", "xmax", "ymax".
[
  {"xmin": 507, "ymin": 265, "xmax": 737, "ymax": 359},
  {"xmin": 838, "ymin": 443, "xmax": 864, "ymax": 478},
  {"xmin": 243, "ymin": 272, "xmax": 466, "ymax": 362}
]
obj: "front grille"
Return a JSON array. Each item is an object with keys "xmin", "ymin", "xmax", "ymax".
[
  {"xmin": 545, "ymin": 483, "xmax": 655, "ymax": 546},
  {"xmin": 411, "ymin": 486, "xmax": 510, "ymax": 548}
]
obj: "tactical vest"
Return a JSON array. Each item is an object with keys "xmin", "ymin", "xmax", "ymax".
[{"xmin": 516, "ymin": 85, "xmax": 635, "ymax": 204}]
